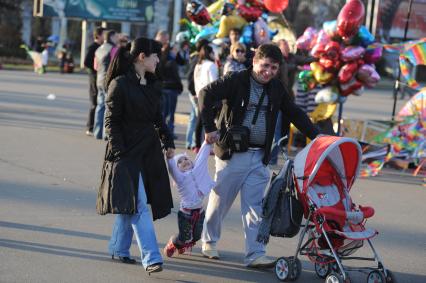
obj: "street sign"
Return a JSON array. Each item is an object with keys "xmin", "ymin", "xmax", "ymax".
[{"xmin": 34, "ymin": 0, "xmax": 155, "ymax": 22}]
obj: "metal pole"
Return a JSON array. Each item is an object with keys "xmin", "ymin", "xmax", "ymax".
[
  {"xmin": 80, "ymin": 20, "xmax": 87, "ymax": 69},
  {"xmin": 172, "ymin": 0, "xmax": 182, "ymax": 43},
  {"xmin": 337, "ymin": 99, "xmax": 344, "ymax": 136},
  {"xmin": 391, "ymin": 0, "xmax": 414, "ymax": 121}
]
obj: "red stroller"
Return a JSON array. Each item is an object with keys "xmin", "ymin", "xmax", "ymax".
[{"xmin": 275, "ymin": 136, "xmax": 394, "ymax": 283}]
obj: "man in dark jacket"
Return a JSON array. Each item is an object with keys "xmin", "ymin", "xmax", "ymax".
[
  {"xmin": 84, "ymin": 26, "xmax": 104, "ymax": 136},
  {"xmin": 199, "ymin": 44, "xmax": 319, "ymax": 267}
]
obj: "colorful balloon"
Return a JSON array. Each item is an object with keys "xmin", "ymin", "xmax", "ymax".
[
  {"xmin": 356, "ymin": 26, "xmax": 375, "ymax": 47},
  {"xmin": 357, "ymin": 64, "xmax": 380, "ymax": 87},
  {"xmin": 298, "ymin": 70, "xmax": 316, "ymax": 92},
  {"xmin": 207, "ymin": 0, "xmax": 225, "ymax": 23},
  {"xmin": 264, "ymin": 0, "xmax": 289, "ymax": 13},
  {"xmin": 316, "ymin": 30, "xmax": 331, "ymax": 46},
  {"xmin": 315, "ymin": 86, "xmax": 339, "ymax": 104},
  {"xmin": 341, "ymin": 46, "xmax": 365, "ymax": 62},
  {"xmin": 253, "ymin": 17, "xmax": 270, "ymax": 45},
  {"xmin": 338, "ymin": 62, "xmax": 359, "ymax": 84},
  {"xmin": 323, "ymin": 20, "xmax": 337, "ymax": 37},
  {"xmin": 240, "ymin": 23, "xmax": 254, "ymax": 46},
  {"xmin": 186, "ymin": 0, "xmax": 212, "ymax": 26},
  {"xmin": 238, "ymin": 3, "xmax": 262, "ymax": 22},
  {"xmin": 340, "ymin": 78, "xmax": 363, "ymax": 96},
  {"xmin": 337, "ymin": 0, "xmax": 365, "ymax": 39},
  {"xmin": 311, "ymin": 62, "xmax": 334, "ymax": 85},
  {"xmin": 363, "ymin": 46, "xmax": 383, "ymax": 64},
  {"xmin": 311, "ymin": 43, "xmax": 326, "ymax": 58},
  {"xmin": 324, "ymin": 41, "xmax": 341, "ymax": 60},
  {"xmin": 296, "ymin": 27, "xmax": 318, "ymax": 50},
  {"xmin": 216, "ymin": 14, "xmax": 247, "ymax": 38}
]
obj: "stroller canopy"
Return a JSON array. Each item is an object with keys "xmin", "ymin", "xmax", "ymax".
[{"xmin": 294, "ymin": 136, "xmax": 362, "ymax": 194}]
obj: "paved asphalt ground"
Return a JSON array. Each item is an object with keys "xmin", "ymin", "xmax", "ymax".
[{"xmin": 0, "ymin": 70, "xmax": 425, "ymax": 283}]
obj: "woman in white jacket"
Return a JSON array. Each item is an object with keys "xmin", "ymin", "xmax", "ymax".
[{"xmin": 193, "ymin": 45, "xmax": 219, "ymax": 152}]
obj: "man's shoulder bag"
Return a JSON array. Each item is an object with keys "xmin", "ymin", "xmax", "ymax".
[{"xmin": 214, "ymin": 91, "xmax": 266, "ymax": 159}]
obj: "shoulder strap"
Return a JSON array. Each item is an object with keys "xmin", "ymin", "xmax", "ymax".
[{"xmin": 251, "ymin": 90, "xmax": 266, "ymax": 126}]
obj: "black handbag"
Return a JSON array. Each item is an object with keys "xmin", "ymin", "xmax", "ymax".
[{"xmin": 270, "ymin": 164, "xmax": 304, "ymax": 238}]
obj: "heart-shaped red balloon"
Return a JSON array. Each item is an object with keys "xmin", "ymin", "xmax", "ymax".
[
  {"xmin": 338, "ymin": 62, "xmax": 359, "ymax": 84},
  {"xmin": 238, "ymin": 5, "xmax": 263, "ymax": 22},
  {"xmin": 186, "ymin": 0, "xmax": 211, "ymax": 26},
  {"xmin": 324, "ymin": 41, "xmax": 341, "ymax": 60},
  {"xmin": 337, "ymin": 0, "xmax": 365, "ymax": 39},
  {"xmin": 264, "ymin": 0, "xmax": 289, "ymax": 13},
  {"xmin": 340, "ymin": 78, "xmax": 363, "ymax": 96}
]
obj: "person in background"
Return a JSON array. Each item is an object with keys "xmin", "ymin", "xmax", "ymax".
[
  {"xmin": 219, "ymin": 28, "xmax": 241, "ymax": 63},
  {"xmin": 223, "ymin": 42, "xmax": 247, "ymax": 76},
  {"xmin": 41, "ymin": 43, "xmax": 49, "ymax": 74},
  {"xmin": 158, "ymin": 43, "xmax": 183, "ymax": 138},
  {"xmin": 84, "ymin": 26, "xmax": 105, "ymax": 137},
  {"xmin": 97, "ymin": 37, "xmax": 175, "ymax": 275},
  {"xmin": 185, "ymin": 39, "xmax": 209, "ymax": 150},
  {"xmin": 93, "ymin": 29, "xmax": 118, "ymax": 140},
  {"xmin": 58, "ymin": 44, "xmax": 69, "ymax": 74},
  {"xmin": 118, "ymin": 33, "xmax": 129, "ymax": 48},
  {"xmin": 269, "ymin": 39, "xmax": 317, "ymax": 165},
  {"xmin": 193, "ymin": 44, "xmax": 219, "ymax": 152}
]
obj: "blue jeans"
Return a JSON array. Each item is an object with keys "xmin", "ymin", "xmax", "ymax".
[
  {"xmin": 162, "ymin": 89, "xmax": 179, "ymax": 135},
  {"xmin": 185, "ymin": 93, "xmax": 197, "ymax": 148},
  {"xmin": 269, "ymin": 111, "xmax": 283, "ymax": 165},
  {"xmin": 108, "ymin": 174, "xmax": 163, "ymax": 268},
  {"xmin": 93, "ymin": 86, "xmax": 106, "ymax": 140}
]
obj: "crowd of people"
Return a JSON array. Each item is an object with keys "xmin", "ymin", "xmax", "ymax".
[{"xmin": 88, "ymin": 27, "xmax": 324, "ymax": 274}]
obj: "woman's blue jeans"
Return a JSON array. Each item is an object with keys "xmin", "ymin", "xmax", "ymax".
[
  {"xmin": 93, "ymin": 86, "xmax": 106, "ymax": 140},
  {"xmin": 108, "ymin": 174, "xmax": 163, "ymax": 268},
  {"xmin": 185, "ymin": 93, "xmax": 198, "ymax": 148}
]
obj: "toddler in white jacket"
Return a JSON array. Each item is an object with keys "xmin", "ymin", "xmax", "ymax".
[{"xmin": 164, "ymin": 142, "xmax": 215, "ymax": 257}]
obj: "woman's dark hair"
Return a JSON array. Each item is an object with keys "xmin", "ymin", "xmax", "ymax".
[
  {"xmin": 197, "ymin": 44, "xmax": 214, "ymax": 64},
  {"xmin": 105, "ymin": 37, "xmax": 162, "ymax": 88}
]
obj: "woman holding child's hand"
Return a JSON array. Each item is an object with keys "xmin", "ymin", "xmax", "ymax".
[{"xmin": 96, "ymin": 37, "xmax": 175, "ymax": 275}]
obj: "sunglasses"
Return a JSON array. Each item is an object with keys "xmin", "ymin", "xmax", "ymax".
[{"xmin": 235, "ymin": 49, "xmax": 245, "ymax": 54}]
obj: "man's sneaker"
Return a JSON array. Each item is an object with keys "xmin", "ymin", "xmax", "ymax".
[
  {"xmin": 163, "ymin": 240, "xmax": 176, "ymax": 257},
  {"xmin": 201, "ymin": 243, "xmax": 219, "ymax": 259},
  {"xmin": 247, "ymin": 256, "xmax": 276, "ymax": 268}
]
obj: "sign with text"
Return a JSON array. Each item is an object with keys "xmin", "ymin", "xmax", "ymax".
[{"xmin": 35, "ymin": 0, "xmax": 155, "ymax": 22}]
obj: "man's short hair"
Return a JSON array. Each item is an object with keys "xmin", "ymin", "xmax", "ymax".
[
  {"xmin": 93, "ymin": 27, "xmax": 105, "ymax": 39},
  {"xmin": 253, "ymin": 44, "xmax": 283, "ymax": 65}
]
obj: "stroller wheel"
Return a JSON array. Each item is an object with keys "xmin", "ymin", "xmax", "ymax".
[
  {"xmin": 326, "ymin": 272, "xmax": 350, "ymax": 283},
  {"xmin": 367, "ymin": 270, "xmax": 386, "ymax": 283},
  {"xmin": 275, "ymin": 257, "xmax": 292, "ymax": 282},
  {"xmin": 315, "ymin": 259, "xmax": 330, "ymax": 279},
  {"xmin": 384, "ymin": 270, "xmax": 396, "ymax": 283},
  {"xmin": 288, "ymin": 256, "xmax": 302, "ymax": 281}
]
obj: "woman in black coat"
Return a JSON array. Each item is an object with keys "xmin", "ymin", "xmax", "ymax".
[{"xmin": 96, "ymin": 37, "xmax": 175, "ymax": 274}]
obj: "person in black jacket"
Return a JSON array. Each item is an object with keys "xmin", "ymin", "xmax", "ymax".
[
  {"xmin": 155, "ymin": 30, "xmax": 185, "ymax": 138},
  {"xmin": 96, "ymin": 37, "xmax": 175, "ymax": 274},
  {"xmin": 84, "ymin": 26, "xmax": 104, "ymax": 136},
  {"xmin": 185, "ymin": 39, "xmax": 209, "ymax": 149},
  {"xmin": 199, "ymin": 44, "xmax": 319, "ymax": 267}
]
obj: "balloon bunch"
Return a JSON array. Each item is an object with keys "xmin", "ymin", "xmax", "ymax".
[
  {"xmin": 296, "ymin": 0, "xmax": 383, "ymax": 104},
  {"xmin": 178, "ymin": 0, "xmax": 290, "ymax": 48}
]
